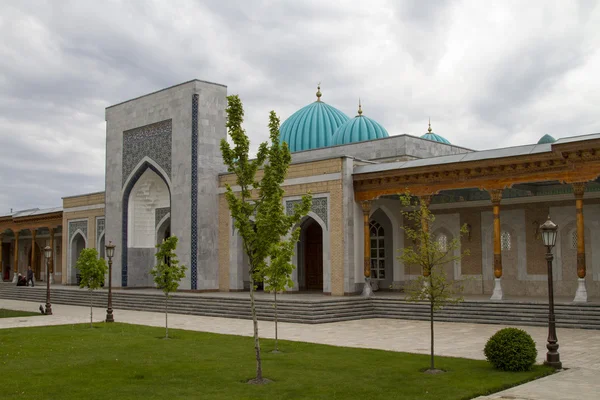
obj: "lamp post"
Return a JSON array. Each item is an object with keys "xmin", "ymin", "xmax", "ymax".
[
  {"xmin": 43, "ymin": 245, "xmax": 53, "ymax": 315},
  {"xmin": 540, "ymin": 216, "xmax": 561, "ymax": 369},
  {"xmin": 105, "ymin": 241, "xmax": 116, "ymax": 323}
]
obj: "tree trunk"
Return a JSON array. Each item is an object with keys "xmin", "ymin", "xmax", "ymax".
[
  {"xmin": 90, "ymin": 289, "xmax": 93, "ymax": 328},
  {"xmin": 274, "ymin": 290, "xmax": 278, "ymax": 351},
  {"xmin": 165, "ymin": 295, "xmax": 169, "ymax": 339},
  {"xmin": 430, "ymin": 296, "xmax": 435, "ymax": 371},
  {"xmin": 249, "ymin": 275, "xmax": 263, "ymax": 380}
]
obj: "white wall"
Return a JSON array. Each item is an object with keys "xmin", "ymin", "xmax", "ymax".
[{"xmin": 127, "ymin": 169, "xmax": 170, "ymax": 248}]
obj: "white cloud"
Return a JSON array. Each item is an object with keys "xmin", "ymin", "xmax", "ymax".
[{"xmin": 1, "ymin": 0, "xmax": 599, "ymax": 213}]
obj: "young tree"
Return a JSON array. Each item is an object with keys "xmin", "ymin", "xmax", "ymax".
[
  {"xmin": 263, "ymin": 227, "xmax": 302, "ymax": 353},
  {"xmin": 398, "ymin": 193, "xmax": 469, "ymax": 373},
  {"xmin": 150, "ymin": 236, "xmax": 186, "ymax": 339},
  {"xmin": 75, "ymin": 248, "xmax": 108, "ymax": 328},
  {"xmin": 220, "ymin": 95, "xmax": 311, "ymax": 384}
]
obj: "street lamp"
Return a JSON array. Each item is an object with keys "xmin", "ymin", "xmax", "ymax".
[
  {"xmin": 105, "ymin": 241, "xmax": 116, "ymax": 323},
  {"xmin": 43, "ymin": 245, "xmax": 53, "ymax": 315},
  {"xmin": 540, "ymin": 216, "xmax": 561, "ymax": 369}
]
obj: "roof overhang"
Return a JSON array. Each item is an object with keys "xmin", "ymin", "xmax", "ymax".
[{"xmin": 353, "ymin": 133, "xmax": 600, "ymax": 200}]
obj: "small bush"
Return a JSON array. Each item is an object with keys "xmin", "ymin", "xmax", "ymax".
[{"xmin": 484, "ymin": 328, "xmax": 537, "ymax": 371}]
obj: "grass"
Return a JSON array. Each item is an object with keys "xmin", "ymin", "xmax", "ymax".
[
  {"xmin": 0, "ymin": 308, "xmax": 41, "ymax": 318},
  {"xmin": 0, "ymin": 323, "xmax": 553, "ymax": 400}
]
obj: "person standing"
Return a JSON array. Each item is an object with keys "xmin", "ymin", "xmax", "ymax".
[{"xmin": 27, "ymin": 265, "xmax": 34, "ymax": 287}]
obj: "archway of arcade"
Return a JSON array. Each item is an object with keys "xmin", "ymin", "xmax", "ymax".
[{"xmin": 0, "ymin": 215, "xmax": 62, "ymax": 283}]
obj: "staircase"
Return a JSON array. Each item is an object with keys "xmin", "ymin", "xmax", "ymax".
[
  {"xmin": 371, "ymin": 298, "xmax": 600, "ymax": 330},
  {"xmin": 0, "ymin": 285, "xmax": 373, "ymax": 324},
  {"xmin": 2, "ymin": 284, "xmax": 600, "ymax": 329}
]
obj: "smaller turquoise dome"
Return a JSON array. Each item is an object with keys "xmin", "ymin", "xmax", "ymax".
[
  {"xmin": 537, "ymin": 134, "xmax": 556, "ymax": 144},
  {"xmin": 421, "ymin": 120, "xmax": 450, "ymax": 144},
  {"xmin": 331, "ymin": 102, "xmax": 389, "ymax": 146}
]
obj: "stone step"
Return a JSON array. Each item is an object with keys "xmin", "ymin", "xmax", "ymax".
[{"xmin": 2, "ymin": 285, "xmax": 600, "ymax": 328}]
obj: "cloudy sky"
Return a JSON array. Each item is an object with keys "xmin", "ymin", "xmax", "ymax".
[{"xmin": 1, "ymin": 0, "xmax": 599, "ymax": 213}]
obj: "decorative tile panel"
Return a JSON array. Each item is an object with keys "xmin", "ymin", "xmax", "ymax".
[
  {"xmin": 122, "ymin": 119, "xmax": 172, "ymax": 186},
  {"xmin": 286, "ymin": 197, "xmax": 328, "ymax": 228},
  {"xmin": 155, "ymin": 208, "xmax": 170, "ymax": 228},
  {"xmin": 191, "ymin": 94, "xmax": 199, "ymax": 289},
  {"xmin": 68, "ymin": 220, "xmax": 88, "ymax": 241}
]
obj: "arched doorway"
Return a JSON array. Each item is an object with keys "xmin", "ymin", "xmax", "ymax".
[
  {"xmin": 70, "ymin": 233, "xmax": 86, "ymax": 284},
  {"xmin": 370, "ymin": 208, "xmax": 394, "ymax": 290},
  {"xmin": 1, "ymin": 232, "xmax": 11, "ymax": 281},
  {"xmin": 304, "ymin": 219, "xmax": 323, "ymax": 291},
  {"xmin": 27, "ymin": 243, "xmax": 42, "ymax": 281},
  {"xmin": 125, "ymin": 167, "xmax": 170, "ymax": 287}
]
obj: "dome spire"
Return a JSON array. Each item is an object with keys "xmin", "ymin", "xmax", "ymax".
[
  {"xmin": 428, "ymin": 117, "xmax": 432, "ymax": 133},
  {"xmin": 316, "ymin": 83, "xmax": 322, "ymax": 102},
  {"xmin": 357, "ymin": 98, "xmax": 363, "ymax": 116}
]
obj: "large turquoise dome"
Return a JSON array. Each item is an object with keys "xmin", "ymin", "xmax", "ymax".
[
  {"xmin": 332, "ymin": 102, "xmax": 389, "ymax": 146},
  {"xmin": 537, "ymin": 134, "xmax": 556, "ymax": 144},
  {"xmin": 279, "ymin": 85, "xmax": 349, "ymax": 152},
  {"xmin": 421, "ymin": 120, "xmax": 450, "ymax": 144}
]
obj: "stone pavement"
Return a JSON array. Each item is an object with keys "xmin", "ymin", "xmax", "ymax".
[{"xmin": 1, "ymin": 299, "xmax": 599, "ymax": 399}]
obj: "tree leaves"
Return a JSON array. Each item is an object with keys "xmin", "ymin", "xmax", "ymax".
[
  {"xmin": 75, "ymin": 248, "xmax": 108, "ymax": 291},
  {"xmin": 150, "ymin": 236, "xmax": 187, "ymax": 297}
]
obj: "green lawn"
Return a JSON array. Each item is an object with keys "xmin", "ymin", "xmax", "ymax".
[
  {"xmin": 0, "ymin": 308, "xmax": 41, "ymax": 318},
  {"xmin": 0, "ymin": 323, "xmax": 553, "ymax": 400}
]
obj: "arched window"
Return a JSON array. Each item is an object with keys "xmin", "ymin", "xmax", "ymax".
[
  {"xmin": 501, "ymin": 231, "xmax": 511, "ymax": 251},
  {"xmin": 570, "ymin": 230, "xmax": 578, "ymax": 250},
  {"xmin": 437, "ymin": 233, "xmax": 448, "ymax": 252},
  {"xmin": 370, "ymin": 221, "xmax": 385, "ymax": 279}
]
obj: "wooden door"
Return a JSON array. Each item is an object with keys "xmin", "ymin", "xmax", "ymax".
[{"xmin": 305, "ymin": 221, "xmax": 323, "ymax": 291}]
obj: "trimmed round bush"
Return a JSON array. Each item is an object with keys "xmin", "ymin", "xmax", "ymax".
[{"xmin": 484, "ymin": 328, "xmax": 537, "ymax": 371}]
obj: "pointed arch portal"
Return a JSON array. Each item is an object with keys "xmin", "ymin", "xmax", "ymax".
[{"xmin": 121, "ymin": 161, "xmax": 171, "ymax": 287}]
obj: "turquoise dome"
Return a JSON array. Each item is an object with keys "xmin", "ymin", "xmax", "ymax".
[
  {"xmin": 332, "ymin": 102, "xmax": 389, "ymax": 145},
  {"xmin": 537, "ymin": 134, "xmax": 556, "ymax": 144},
  {"xmin": 279, "ymin": 85, "xmax": 349, "ymax": 152},
  {"xmin": 421, "ymin": 120, "xmax": 450, "ymax": 144}
]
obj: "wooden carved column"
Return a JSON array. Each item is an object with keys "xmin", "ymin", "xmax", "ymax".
[
  {"xmin": 489, "ymin": 189, "xmax": 503, "ymax": 300},
  {"xmin": 31, "ymin": 229, "xmax": 37, "ymax": 279},
  {"xmin": 572, "ymin": 182, "xmax": 587, "ymax": 302},
  {"xmin": 420, "ymin": 195, "xmax": 433, "ymax": 277},
  {"xmin": 49, "ymin": 228, "xmax": 55, "ymax": 284},
  {"xmin": 361, "ymin": 200, "xmax": 373, "ymax": 297},
  {"xmin": 13, "ymin": 231, "xmax": 19, "ymax": 282}
]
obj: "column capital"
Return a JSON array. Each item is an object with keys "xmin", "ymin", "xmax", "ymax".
[
  {"xmin": 360, "ymin": 200, "xmax": 372, "ymax": 214},
  {"xmin": 489, "ymin": 189, "xmax": 502, "ymax": 205},
  {"xmin": 572, "ymin": 182, "xmax": 586, "ymax": 199},
  {"xmin": 14, "ymin": 231, "xmax": 20, "ymax": 238}
]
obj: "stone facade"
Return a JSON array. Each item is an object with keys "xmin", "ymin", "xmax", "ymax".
[
  {"xmin": 10, "ymin": 79, "xmax": 597, "ymax": 305},
  {"xmin": 105, "ymin": 80, "xmax": 227, "ymax": 290},
  {"xmin": 61, "ymin": 191, "xmax": 105, "ymax": 284}
]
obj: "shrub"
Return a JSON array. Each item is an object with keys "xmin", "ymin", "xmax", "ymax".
[{"xmin": 484, "ymin": 328, "xmax": 537, "ymax": 371}]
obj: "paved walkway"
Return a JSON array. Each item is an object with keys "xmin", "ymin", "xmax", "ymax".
[{"xmin": 1, "ymin": 299, "xmax": 599, "ymax": 399}]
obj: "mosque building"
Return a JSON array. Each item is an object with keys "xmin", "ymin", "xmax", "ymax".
[{"xmin": 1, "ymin": 79, "xmax": 599, "ymax": 303}]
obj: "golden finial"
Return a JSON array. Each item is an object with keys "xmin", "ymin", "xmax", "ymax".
[
  {"xmin": 357, "ymin": 98, "xmax": 363, "ymax": 116},
  {"xmin": 316, "ymin": 82, "xmax": 322, "ymax": 102},
  {"xmin": 428, "ymin": 118, "xmax": 432, "ymax": 133}
]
